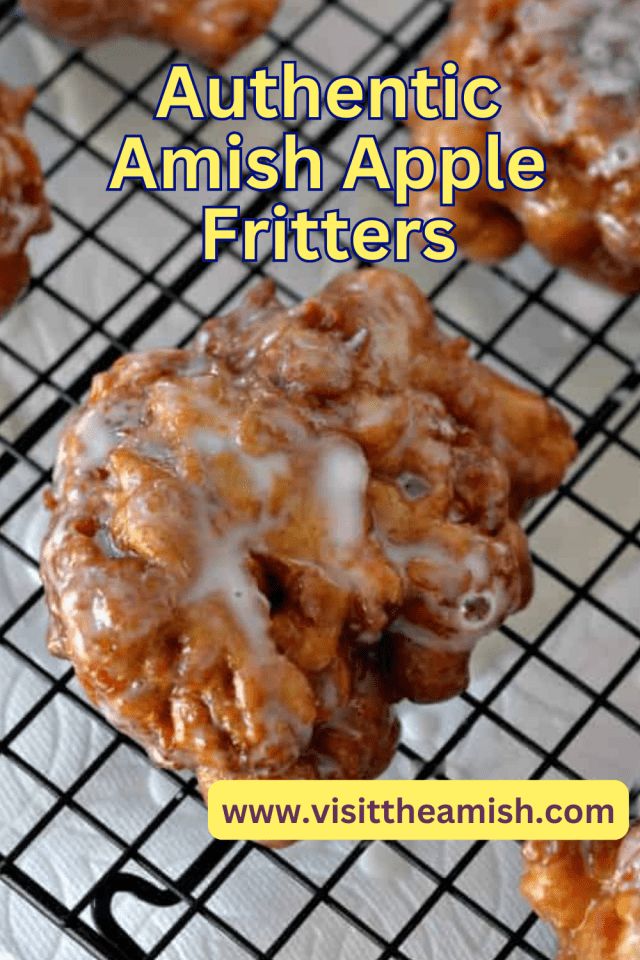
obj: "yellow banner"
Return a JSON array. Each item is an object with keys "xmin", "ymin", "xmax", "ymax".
[{"xmin": 208, "ymin": 779, "xmax": 629, "ymax": 842}]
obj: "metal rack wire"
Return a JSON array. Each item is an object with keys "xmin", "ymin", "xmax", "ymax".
[{"xmin": 0, "ymin": 1, "xmax": 639, "ymax": 958}]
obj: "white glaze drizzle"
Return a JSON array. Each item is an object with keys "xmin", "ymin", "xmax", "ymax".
[{"xmin": 316, "ymin": 439, "xmax": 369, "ymax": 550}]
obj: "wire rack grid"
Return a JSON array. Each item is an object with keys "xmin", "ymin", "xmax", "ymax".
[{"xmin": 0, "ymin": 1, "xmax": 639, "ymax": 958}]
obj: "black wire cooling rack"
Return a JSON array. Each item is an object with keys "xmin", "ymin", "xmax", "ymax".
[{"xmin": 1, "ymin": 1, "xmax": 640, "ymax": 958}]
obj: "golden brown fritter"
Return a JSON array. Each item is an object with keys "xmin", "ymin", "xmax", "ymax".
[
  {"xmin": 41, "ymin": 269, "xmax": 575, "ymax": 794},
  {"xmin": 522, "ymin": 829, "xmax": 640, "ymax": 959},
  {"xmin": 410, "ymin": 0, "xmax": 640, "ymax": 292},
  {"xmin": 0, "ymin": 83, "xmax": 51, "ymax": 312},
  {"xmin": 21, "ymin": 0, "xmax": 280, "ymax": 69}
]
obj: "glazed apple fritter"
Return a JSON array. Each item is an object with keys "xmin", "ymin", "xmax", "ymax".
[
  {"xmin": 0, "ymin": 82, "xmax": 50, "ymax": 312},
  {"xmin": 41, "ymin": 269, "xmax": 575, "ymax": 795},
  {"xmin": 21, "ymin": 0, "xmax": 280, "ymax": 69},
  {"xmin": 411, "ymin": 0, "xmax": 640, "ymax": 292},
  {"xmin": 522, "ymin": 829, "xmax": 640, "ymax": 959}
]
